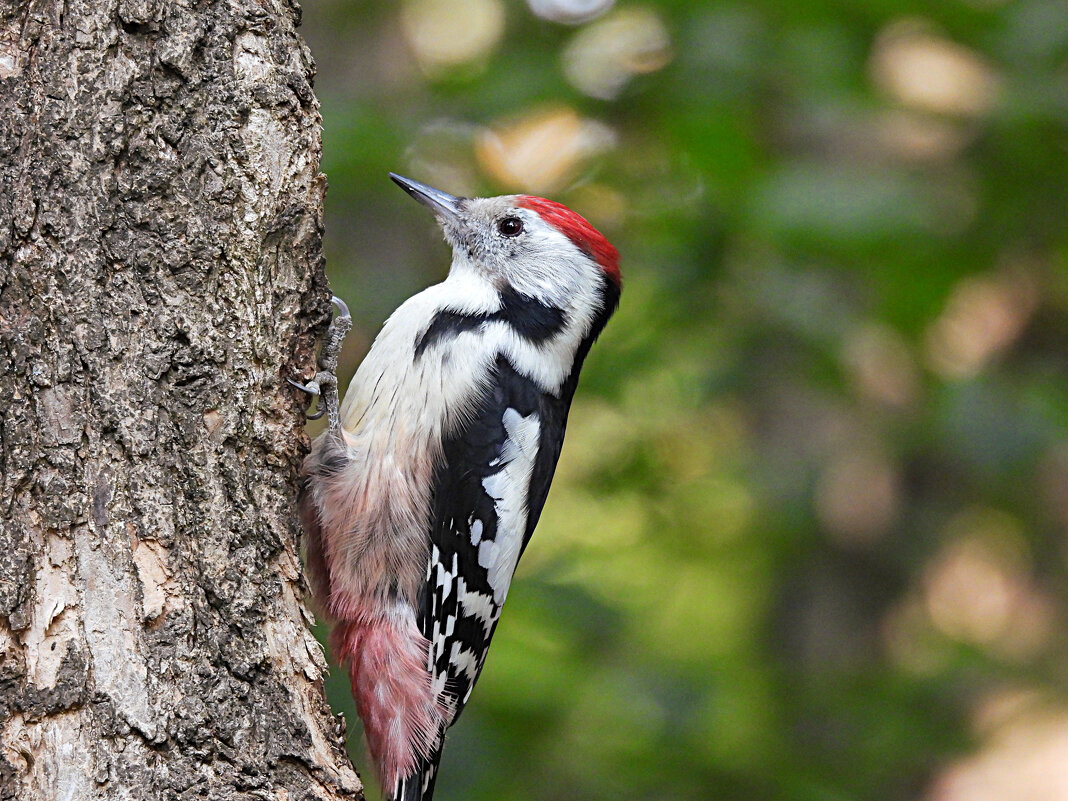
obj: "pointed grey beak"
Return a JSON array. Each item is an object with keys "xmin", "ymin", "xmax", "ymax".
[{"xmin": 390, "ymin": 173, "xmax": 463, "ymax": 223}]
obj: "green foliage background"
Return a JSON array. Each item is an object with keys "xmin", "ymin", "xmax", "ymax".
[{"xmin": 301, "ymin": 2, "xmax": 1068, "ymax": 799}]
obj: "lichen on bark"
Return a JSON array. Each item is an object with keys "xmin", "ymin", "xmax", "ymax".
[{"xmin": 0, "ymin": 0, "xmax": 362, "ymax": 798}]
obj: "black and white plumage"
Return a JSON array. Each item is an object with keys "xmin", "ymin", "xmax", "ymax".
[{"xmin": 299, "ymin": 175, "xmax": 620, "ymax": 801}]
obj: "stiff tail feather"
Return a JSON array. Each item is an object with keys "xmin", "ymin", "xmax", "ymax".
[
  {"xmin": 330, "ymin": 615, "xmax": 450, "ymax": 797},
  {"xmin": 392, "ymin": 744, "xmax": 445, "ymax": 801}
]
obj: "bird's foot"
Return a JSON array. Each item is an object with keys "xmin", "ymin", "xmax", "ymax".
[
  {"xmin": 292, "ymin": 296, "xmax": 352, "ymax": 430},
  {"xmin": 288, "ymin": 375, "xmax": 328, "ymax": 420},
  {"xmin": 320, "ymin": 296, "xmax": 352, "ymax": 375}
]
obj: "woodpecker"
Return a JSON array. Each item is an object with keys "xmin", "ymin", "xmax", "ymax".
[{"xmin": 295, "ymin": 174, "xmax": 620, "ymax": 801}]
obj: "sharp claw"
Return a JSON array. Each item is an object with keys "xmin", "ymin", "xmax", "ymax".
[
  {"xmin": 288, "ymin": 377, "xmax": 321, "ymax": 396},
  {"xmin": 289, "ymin": 377, "xmax": 326, "ymax": 420},
  {"xmin": 331, "ymin": 295, "xmax": 351, "ymax": 321}
]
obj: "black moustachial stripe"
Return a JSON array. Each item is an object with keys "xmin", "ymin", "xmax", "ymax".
[
  {"xmin": 414, "ymin": 285, "xmax": 567, "ymax": 359},
  {"xmin": 498, "ymin": 286, "xmax": 566, "ymax": 342},
  {"xmin": 414, "ymin": 310, "xmax": 490, "ymax": 359}
]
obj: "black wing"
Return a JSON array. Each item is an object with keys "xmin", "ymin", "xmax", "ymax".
[
  {"xmin": 408, "ymin": 279, "xmax": 619, "ymax": 801},
  {"xmin": 403, "ymin": 355, "xmax": 569, "ymax": 801},
  {"xmin": 420, "ymin": 355, "xmax": 569, "ymax": 718}
]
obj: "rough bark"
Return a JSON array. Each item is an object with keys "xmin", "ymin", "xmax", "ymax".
[{"xmin": 0, "ymin": 1, "xmax": 363, "ymax": 799}]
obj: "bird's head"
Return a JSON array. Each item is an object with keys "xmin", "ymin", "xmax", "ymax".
[{"xmin": 390, "ymin": 174, "xmax": 620, "ymax": 310}]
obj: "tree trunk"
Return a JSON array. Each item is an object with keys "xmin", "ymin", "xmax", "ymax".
[{"xmin": 0, "ymin": 1, "xmax": 362, "ymax": 798}]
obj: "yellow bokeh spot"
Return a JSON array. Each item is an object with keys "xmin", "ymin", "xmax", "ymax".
[
  {"xmin": 476, "ymin": 106, "xmax": 616, "ymax": 194},
  {"xmin": 401, "ymin": 0, "xmax": 505, "ymax": 75},
  {"xmin": 562, "ymin": 6, "xmax": 673, "ymax": 100},
  {"xmin": 870, "ymin": 19, "xmax": 1000, "ymax": 116}
]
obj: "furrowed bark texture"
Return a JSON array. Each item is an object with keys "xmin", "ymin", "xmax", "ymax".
[{"xmin": 0, "ymin": 1, "xmax": 363, "ymax": 799}]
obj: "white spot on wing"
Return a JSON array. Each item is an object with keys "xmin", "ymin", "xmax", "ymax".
[
  {"xmin": 477, "ymin": 538, "xmax": 498, "ymax": 569},
  {"xmin": 469, "ymin": 518, "xmax": 483, "ymax": 545}
]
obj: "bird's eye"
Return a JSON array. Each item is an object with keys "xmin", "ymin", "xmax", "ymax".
[{"xmin": 497, "ymin": 216, "xmax": 523, "ymax": 237}]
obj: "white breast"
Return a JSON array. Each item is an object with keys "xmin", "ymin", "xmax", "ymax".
[{"xmin": 327, "ymin": 273, "xmax": 501, "ymax": 612}]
